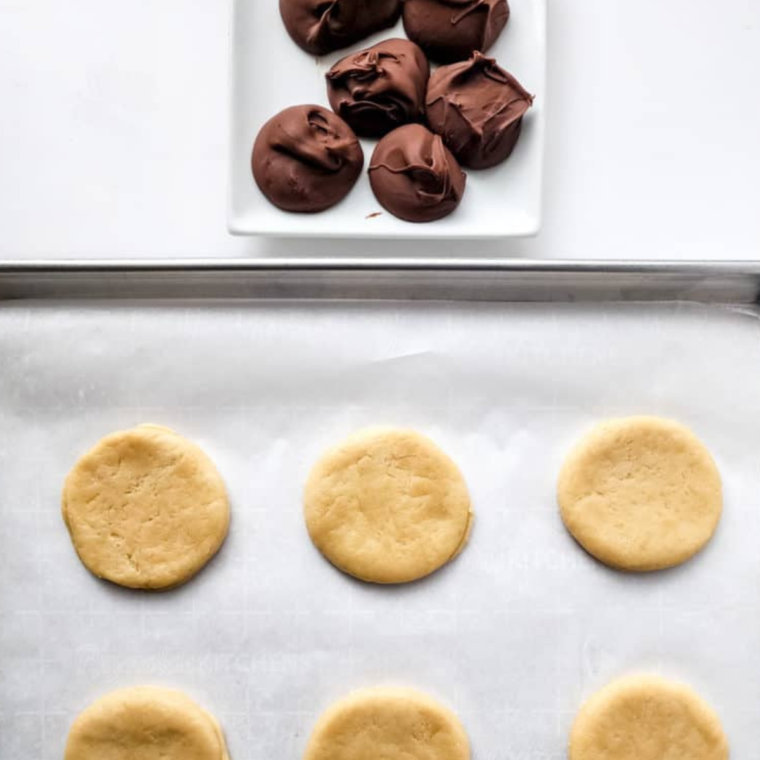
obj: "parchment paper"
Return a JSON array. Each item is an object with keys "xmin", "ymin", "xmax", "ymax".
[{"xmin": 1, "ymin": 300, "xmax": 759, "ymax": 759}]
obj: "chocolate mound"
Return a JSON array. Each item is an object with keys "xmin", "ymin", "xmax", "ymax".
[
  {"xmin": 252, "ymin": 105, "xmax": 364, "ymax": 213},
  {"xmin": 368, "ymin": 123, "xmax": 466, "ymax": 222},
  {"xmin": 280, "ymin": 0, "xmax": 402, "ymax": 56},
  {"xmin": 402, "ymin": 0, "xmax": 509, "ymax": 63},
  {"xmin": 426, "ymin": 52, "xmax": 533, "ymax": 169},
  {"xmin": 326, "ymin": 38, "xmax": 430, "ymax": 138}
]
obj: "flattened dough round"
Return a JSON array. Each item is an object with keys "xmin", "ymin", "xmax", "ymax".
[
  {"xmin": 304, "ymin": 427, "xmax": 473, "ymax": 583},
  {"xmin": 62, "ymin": 424, "xmax": 230, "ymax": 589},
  {"xmin": 304, "ymin": 687, "xmax": 470, "ymax": 760},
  {"xmin": 558, "ymin": 416, "xmax": 722, "ymax": 571},
  {"xmin": 65, "ymin": 686, "xmax": 230, "ymax": 760},
  {"xmin": 569, "ymin": 675, "xmax": 728, "ymax": 760}
]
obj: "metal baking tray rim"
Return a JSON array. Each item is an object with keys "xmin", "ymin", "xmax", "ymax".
[{"xmin": 2, "ymin": 259, "xmax": 760, "ymax": 303}]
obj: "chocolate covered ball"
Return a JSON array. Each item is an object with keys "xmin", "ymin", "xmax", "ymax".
[
  {"xmin": 368, "ymin": 124, "xmax": 466, "ymax": 222},
  {"xmin": 326, "ymin": 38, "xmax": 430, "ymax": 138},
  {"xmin": 252, "ymin": 105, "xmax": 364, "ymax": 213},
  {"xmin": 402, "ymin": 0, "xmax": 509, "ymax": 63},
  {"xmin": 426, "ymin": 52, "xmax": 533, "ymax": 169},
  {"xmin": 280, "ymin": 0, "xmax": 402, "ymax": 56}
]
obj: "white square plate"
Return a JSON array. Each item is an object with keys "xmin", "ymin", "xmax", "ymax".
[{"xmin": 228, "ymin": 0, "xmax": 546, "ymax": 239}]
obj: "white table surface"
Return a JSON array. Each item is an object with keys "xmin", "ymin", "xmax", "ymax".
[{"xmin": 0, "ymin": 0, "xmax": 758, "ymax": 261}]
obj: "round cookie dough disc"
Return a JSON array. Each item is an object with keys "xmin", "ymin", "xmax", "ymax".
[
  {"xmin": 62, "ymin": 424, "xmax": 230, "ymax": 589},
  {"xmin": 558, "ymin": 416, "xmax": 722, "ymax": 571},
  {"xmin": 569, "ymin": 675, "xmax": 729, "ymax": 760},
  {"xmin": 65, "ymin": 686, "xmax": 230, "ymax": 760},
  {"xmin": 305, "ymin": 687, "xmax": 471, "ymax": 760},
  {"xmin": 304, "ymin": 427, "xmax": 473, "ymax": 584}
]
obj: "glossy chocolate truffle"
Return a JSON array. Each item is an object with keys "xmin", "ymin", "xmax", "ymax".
[
  {"xmin": 326, "ymin": 38, "xmax": 430, "ymax": 138},
  {"xmin": 280, "ymin": 0, "xmax": 402, "ymax": 56},
  {"xmin": 252, "ymin": 105, "xmax": 363, "ymax": 213},
  {"xmin": 402, "ymin": 0, "xmax": 509, "ymax": 63},
  {"xmin": 368, "ymin": 124, "xmax": 466, "ymax": 222},
  {"xmin": 426, "ymin": 52, "xmax": 533, "ymax": 169}
]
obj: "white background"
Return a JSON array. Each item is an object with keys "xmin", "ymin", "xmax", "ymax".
[{"xmin": 0, "ymin": 0, "xmax": 758, "ymax": 260}]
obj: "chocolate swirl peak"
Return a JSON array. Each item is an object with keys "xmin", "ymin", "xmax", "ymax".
[
  {"xmin": 252, "ymin": 105, "xmax": 364, "ymax": 213},
  {"xmin": 280, "ymin": 0, "xmax": 402, "ymax": 56},
  {"xmin": 326, "ymin": 38, "xmax": 430, "ymax": 138},
  {"xmin": 368, "ymin": 123, "xmax": 466, "ymax": 222},
  {"xmin": 426, "ymin": 52, "xmax": 533, "ymax": 169},
  {"xmin": 402, "ymin": 0, "xmax": 510, "ymax": 63}
]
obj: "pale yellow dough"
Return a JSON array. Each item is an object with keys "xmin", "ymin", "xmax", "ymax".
[
  {"xmin": 62, "ymin": 424, "xmax": 230, "ymax": 589},
  {"xmin": 569, "ymin": 675, "xmax": 729, "ymax": 760},
  {"xmin": 64, "ymin": 686, "xmax": 230, "ymax": 760},
  {"xmin": 304, "ymin": 427, "xmax": 473, "ymax": 583},
  {"xmin": 558, "ymin": 416, "xmax": 722, "ymax": 571},
  {"xmin": 304, "ymin": 687, "xmax": 470, "ymax": 760}
]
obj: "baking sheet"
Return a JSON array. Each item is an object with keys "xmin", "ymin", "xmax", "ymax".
[{"xmin": 1, "ymin": 299, "xmax": 759, "ymax": 759}]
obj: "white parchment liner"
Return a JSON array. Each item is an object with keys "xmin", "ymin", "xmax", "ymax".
[{"xmin": 1, "ymin": 300, "xmax": 759, "ymax": 758}]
